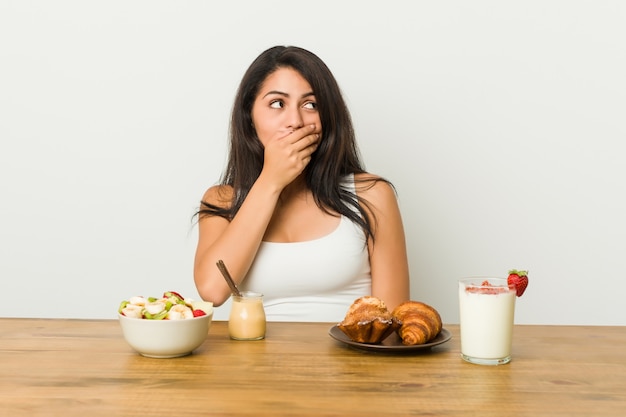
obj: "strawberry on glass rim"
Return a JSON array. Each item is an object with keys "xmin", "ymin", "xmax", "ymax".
[{"xmin": 507, "ymin": 270, "xmax": 529, "ymax": 297}]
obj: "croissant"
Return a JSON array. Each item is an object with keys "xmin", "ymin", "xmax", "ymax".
[
  {"xmin": 392, "ymin": 301, "xmax": 442, "ymax": 345},
  {"xmin": 337, "ymin": 296, "xmax": 401, "ymax": 344}
]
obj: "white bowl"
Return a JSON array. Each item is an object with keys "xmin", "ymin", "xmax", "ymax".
[{"xmin": 118, "ymin": 312, "xmax": 213, "ymax": 358}]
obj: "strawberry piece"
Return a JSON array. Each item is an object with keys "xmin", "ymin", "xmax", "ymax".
[
  {"xmin": 465, "ymin": 280, "xmax": 508, "ymax": 294},
  {"xmin": 477, "ymin": 280, "xmax": 500, "ymax": 295},
  {"xmin": 163, "ymin": 290, "xmax": 184, "ymax": 299},
  {"xmin": 192, "ymin": 309, "xmax": 207, "ymax": 317},
  {"xmin": 507, "ymin": 269, "xmax": 529, "ymax": 297}
]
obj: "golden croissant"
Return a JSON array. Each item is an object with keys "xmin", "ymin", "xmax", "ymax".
[
  {"xmin": 337, "ymin": 296, "xmax": 401, "ymax": 344},
  {"xmin": 392, "ymin": 301, "xmax": 442, "ymax": 345}
]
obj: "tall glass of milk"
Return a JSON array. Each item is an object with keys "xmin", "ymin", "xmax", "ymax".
[{"xmin": 458, "ymin": 278, "xmax": 516, "ymax": 365}]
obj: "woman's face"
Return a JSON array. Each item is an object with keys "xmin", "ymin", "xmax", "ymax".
[{"xmin": 251, "ymin": 67, "xmax": 322, "ymax": 146}]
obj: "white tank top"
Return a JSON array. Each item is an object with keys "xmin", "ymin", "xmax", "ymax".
[{"xmin": 240, "ymin": 175, "xmax": 371, "ymax": 322}]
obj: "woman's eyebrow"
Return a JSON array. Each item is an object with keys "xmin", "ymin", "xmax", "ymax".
[{"xmin": 262, "ymin": 90, "xmax": 315, "ymax": 99}]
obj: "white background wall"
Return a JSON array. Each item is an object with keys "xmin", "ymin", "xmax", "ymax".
[{"xmin": 1, "ymin": 1, "xmax": 625, "ymax": 325}]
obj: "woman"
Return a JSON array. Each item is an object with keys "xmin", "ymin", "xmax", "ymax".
[{"xmin": 194, "ymin": 46, "xmax": 410, "ymax": 322}]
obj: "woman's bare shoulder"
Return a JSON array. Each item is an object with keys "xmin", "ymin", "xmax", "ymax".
[
  {"xmin": 202, "ymin": 184, "xmax": 234, "ymax": 209},
  {"xmin": 353, "ymin": 172, "xmax": 396, "ymax": 200}
]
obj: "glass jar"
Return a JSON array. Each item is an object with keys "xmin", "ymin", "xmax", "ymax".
[{"xmin": 228, "ymin": 291, "xmax": 266, "ymax": 340}]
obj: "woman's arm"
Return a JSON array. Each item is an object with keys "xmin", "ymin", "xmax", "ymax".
[
  {"xmin": 194, "ymin": 126, "xmax": 319, "ymax": 305},
  {"xmin": 194, "ymin": 180, "xmax": 282, "ymax": 305},
  {"xmin": 357, "ymin": 174, "xmax": 411, "ymax": 311}
]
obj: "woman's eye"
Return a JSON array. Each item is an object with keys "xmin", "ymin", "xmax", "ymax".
[
  {"xmin": 269, "ymin": 100, "xmax": 284, "ymax": 109},
  {"xmin": 303, "ymin": 101, "xmax": 317, "ymax": 110}
]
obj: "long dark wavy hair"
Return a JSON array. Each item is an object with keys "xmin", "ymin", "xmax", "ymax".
[{"xmin": 197, "ymin": 45, "xmax": 390, "ymax": 242}]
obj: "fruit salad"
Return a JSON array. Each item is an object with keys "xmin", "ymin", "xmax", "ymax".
[{"xmin": 118, "ymin": 291, "xmax": 212, "ymax": 320}]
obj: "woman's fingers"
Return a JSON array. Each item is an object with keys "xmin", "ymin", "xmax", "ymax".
[
  {"xmin": 301, "ymin": 133, "xmax": 320, "ymax": 154},
  {"xmin": 294, "ymin": 132, "xmax": 320, "ymax": 157},
  {"xmin": 260, "ymin": 124, "xmax": 321, "ymax": 187},
  {"xmin": 275, "ymin": 126, "xmax": 319, "ymax": 160},
  {"xmin": 286, "ymin": 124, "xmax": 317, "ymax": 144}
]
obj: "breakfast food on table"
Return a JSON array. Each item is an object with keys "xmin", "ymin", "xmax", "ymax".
[
  {"xmin": 337, "ymin": 296, "xmax": 445, "ymax": 345},
  {"xmin": 337, "ymin": 296, "xmax": 401, "ymax": 343},
  {"xmin": 458, "ymin": 270, "xmax": 529, "ymax": 364},
  {"xmin": 507, "ymin": 269, "xmax": 529, "ymax": 297},
  {"xmin": 459, "ymin": 280, "xmax": 516, "ymax": 361},
  {"xmin": 392, "ymin": 301, "xmax": 443, "ymax": 345},
  {"xmin": 118, "ymin": 291, "xmax": 212, "ymax": 320}
]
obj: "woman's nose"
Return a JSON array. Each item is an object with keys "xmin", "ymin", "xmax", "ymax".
[{"xmin": 285, "ymin": 108, "xmax": 304, "ymax": 130}]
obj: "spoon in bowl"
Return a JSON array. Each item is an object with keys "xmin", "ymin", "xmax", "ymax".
[{"xmin": 216, "ymin": 260, "xmax": 242, "ymax": 297}]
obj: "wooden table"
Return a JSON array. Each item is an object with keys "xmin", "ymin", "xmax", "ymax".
[{"xmin": 1, "ymin": 319, "xmax": 624, "ymax": 417}]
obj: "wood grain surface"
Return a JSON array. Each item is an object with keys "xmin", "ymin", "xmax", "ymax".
[{"xmin": 1, "ymin": 319, "xmax": 624, "ymax": 416}]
